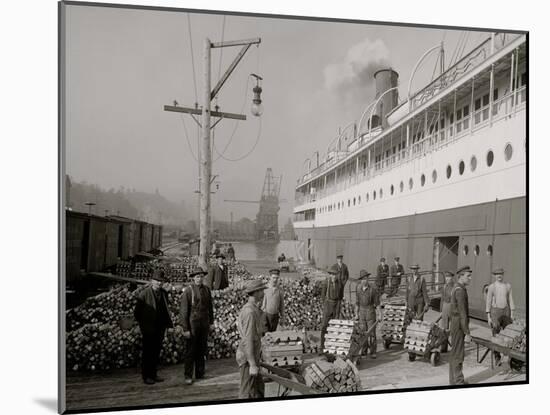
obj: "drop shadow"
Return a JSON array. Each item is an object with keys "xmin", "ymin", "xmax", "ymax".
[{"xmin": 34, "ymin": 398, "xmax": 57, "ymax": 413}]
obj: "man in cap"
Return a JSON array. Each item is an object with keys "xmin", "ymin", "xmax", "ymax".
[
  {"xmin": 376, "ymin": 257, "xmax": 389, "ymax": 294},
  {"xmin": 486, "ymin": 268, "xmax": 515, "ymax": 365},
  {"xmin": 406, "ymin": 265, "xmax": 430, "ymax": 320},
  {"xmin": 449, "ymin": 265, "xmax": 473, "ymax": 385},
  {"xmin": 389, "ymin": 256, "xmax": 405, "ymax": 297},
  {"xmin": 262, "ymin": 268, "xmax": 285, "ymax": 332},
  {"xmin": 207, "ymin": 253, "xmax": 229, "ymax": 290},
  {"xmin": 320, "ymin": 265, "xmax": 343, "ymax": 351},
  {"xmin": 179, "ymin": 269, "xmax": 214, "ymax": 385},
  {"xmin": 439, "ymin": 271, "xmax": 455, "ymax": 353},
  {"xmin": 355, "ymin": 270, "xmax": 382, "ymax": 358},
  {"xmin": 227, "ymin": 243, "xmax": 236, "ymax": 262},
  {"xmin": 236, "ymin": 279, "xmax": 267, "ymax": 399},
  {"xmin": 134, "ymin": 269, "xmax": 173, "ymax": 384},
  {"xmin": 334, "ymin": 254, "xmax": 349, "ymax": 315}
]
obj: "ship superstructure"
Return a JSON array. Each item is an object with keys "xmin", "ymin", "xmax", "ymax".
[{"xmin": 293, "ymin": 33, "xmax": 527, "ymax": 318}]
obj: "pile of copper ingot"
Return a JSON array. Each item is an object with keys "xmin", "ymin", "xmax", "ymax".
[
  {"xmin": 303, "ymin": 357, "xmax": 361, "ymax": 393},
  {"xmin": 261, "ymin": 330, "xmax": 305, "ymax": 368},
  {"xmin": 381, "ymin": 303, "xmax": 409, "ymax": 344},
  {"xmin": 493, "ymin": 321, "xmax": 527, "ymax": 353},
  {"xmin": 323, "ymin": 319, "xmax": 360, "ymax": 357},
  {"xmin": 404, "ymin": 320, "xmax": 444, "ymax": 354}
]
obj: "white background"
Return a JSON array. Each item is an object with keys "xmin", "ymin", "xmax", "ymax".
[{"xmin": 0, "ymin": 0, "xmax": 544, "ymax": 414}]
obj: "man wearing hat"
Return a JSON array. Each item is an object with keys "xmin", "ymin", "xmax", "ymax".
[
  {"xmin": 355, "ymin": 270, "xmax": 382, "ymax": 358},
  {"xmin": 439, "ymin": 271, "xmax": 455, "ymax": 353},
  {"xmin": 449, "ymin": 265, "xmax": 473, "ymax": 385},
  {"xmin": 389, "ymin": 257, "xmax": 405, "ymax": 296},
  {"xmin": 334, "ymin": 254, "xmax": 349, "ymax": 315},
  {"xmin": 376, "ymin": 257, "xmax": 389, "ymax": 294},
  {"xmin": 320, "ymin": 265, "xmax": 343, "ymax": 351},
  {"xmin": 406, "ymin": 265, "xmax": 430, "ymax": 320},
  {"xmin": 207, "ymin": 253, "xmax": 229, "ymax": 290},
  {"xmin": 134, "ymin": 269, "xmax": 173, "ymax": 384},
  {"xmin": 262, "ymin": 268, "xmax": 285, "ymax": 332},
  {"xmin": 236, "ymin": 279, "xmax": 267, "ymax": 399},
  {"xmin": 179, "ymin": 269, "xmax": 214, "ymax": 385},
  {"xmin": 486, "ymin": 268, "xmax": 515, "ymax": 365}
]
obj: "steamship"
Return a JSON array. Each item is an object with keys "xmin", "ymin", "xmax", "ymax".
[{"xmin": 292, "ymin": 33, "xmax": 527, "ymax": 319}]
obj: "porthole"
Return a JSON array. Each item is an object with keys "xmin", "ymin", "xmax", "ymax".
[
  {"xmin": 487, "ymin": 150, "xmax": 494, "ymax": 167},
  {"xmin": 353, "ymin": 198, "xmax": 356, "ymax": 206},
  {"xmin": 400, "ymin": 181, "xmax": 404, "ymax": 192},
  {"xmin": 421, "ymin": 174, "xmax": 426, "ymax": 187},
  {"xmin": 409, "ymin": 178, "xmax": 414, "ymax": 190},
  {"xmin": 380, "ymin": 188, "xmax": 383, "ymax": 198},
  {"xmin": 446, "ymin": 165, "xmax": 452, "ymax": 179},
  {"xmin": 338, "ymin": 202, "xmax": 340, "ymax": 209},
  {"xmin": 463, "ymin": 245, "xmax": 469, "ymax": 256},
  {"xmin": 373, "ymin": 190, "xmax": 377, "ymax": 200},
  {"xmin": 474, "ymin": 245, "xmax": 480, "ymax": 256},
  {"xmin": 391, "ymin": 184, "xmax": 394, "ymax": 195},
  {"xmin": 470, "ymin": 155, "xmax": 477, "ymax": 172},
  {"xmin": 487, "ymin": 245, "xmax": 493, "ymax": 256},
  {"xmin": 358, "ymin": 196, "xmax": 361, "ymax": 204},
  {"xmin": 432, "ymin": 169, "xmax": 437, "ymax": 183},
  {"xmin": 459, "ymin": 160, "xmax": 465, "ymax": 175},
  {"xmin": 348, "ymin": 199, "xmax": 351, "ymax": 207},
  {"xmin": 504, "ymin": 143, "xmax": 513, "ymax": 161},
  {"xmin": 366, "ymin": 193, "xmax": 369, "ymax": 202}
]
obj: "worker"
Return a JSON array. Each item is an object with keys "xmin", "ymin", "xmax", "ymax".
[
  {"xmin": 334, "ymin": 254, "xmax": 349, "ymax": 316},
  {"xmin": 439, "ymin": 271, "xmax": 455, "ymax": 353},
  {"xmin": 179, "ymin": 268, "xmax": 214, "ymax": 385},
  {"xmin": 320, "ymin": 265, "xmax": 343, "ymax": 351},
  {"xmin": 206, "ymin": 253, "xmax": 229, "ymax": 290},
  {"xmin": 134, "ymin": 269, "xmax": 173, "ymax": 385},
  {"xmin": 262, "ymin": 268, "xmax": 285, "ymax": 332},
  {"xmin": 355, "ymin": 270, "xmax": 382, "ymax": 358},
  {"xmin": 236, "ymin": 279, "xmax": 267, "ymax": 399},
  {"xmin": 277, "ymin": 253, "xmax": 286, "ymax": 263},
  {"xmin": 406, "ymin": 264, "xmax": 430, "ymax": 320},
  {"xmin": 376, "ymin": 257, "xmax": 389, "ymax": 294},
  {"xmin": 486, "ymin": 268, "xmax": 515, "ymax": 366},
  {"xmin": 389, "ymin": 256, "xmax": 404, "ymax": 296},
  {"xmin": 449, "ymin": 265, "xmax": 473, "ymax": 385},
  {"xmin": 227, "ymin": 243, "xmax": 236, "ymax": 262}
]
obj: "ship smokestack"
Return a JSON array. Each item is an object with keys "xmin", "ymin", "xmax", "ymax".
[{"xmin": 373, "ymin": 68, "xmax": 399, "ymax": 129}]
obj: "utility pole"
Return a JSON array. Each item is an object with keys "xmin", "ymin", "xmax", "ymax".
[{"xmin": 165, "ymin": 36, "xmax": 261, "ymax": 267}]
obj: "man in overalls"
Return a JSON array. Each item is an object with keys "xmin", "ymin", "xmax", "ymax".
[
  {"xmin": 179, "ymin": 269, "xmax": 214, "ymax": 385},
  {"xmin": 439, "ymin": 271, "xmax": 455, "ymax": 353},
  {"xmin": 449, "ymin": 265, "xmax": 472, "ymax": 385},
  {"xmin": 320, "ymin": 265, "xmax": 342, "ymax": 351},
  {"xmin": 406, "ymin": 264, "xmax": 430, "ymax": 320},
  {"xmin": 355, "ymin": 270, "xmax": 381, "ymax": 358}
]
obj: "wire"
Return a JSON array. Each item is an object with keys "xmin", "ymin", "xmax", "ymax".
[
  {"xmin": 216, "ymin": 117, "xmax": 263, "ymax": 162},
  {"xmin": 186, "ymin": 13, "xmax": 198, "ymax": 103},
  {"xmin": 179, "ymin": 114, "xmax": 199, "ymax": 162}
]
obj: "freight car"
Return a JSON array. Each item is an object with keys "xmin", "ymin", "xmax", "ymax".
[{"xmin": 65, "ymin": 210, "xmax": 163, "ymax": 285}]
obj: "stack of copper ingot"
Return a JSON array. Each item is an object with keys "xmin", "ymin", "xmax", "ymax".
[
  {"xmin": 261, "ymin": 330, "xmax": 305, "ymax": 368},
  {"xmin": 404, "ymin": 320, "xmax": 443, "ymax": 354},
  {"xmin": 493, "ymin": 321, "xmax": 527, "ymax": 353},
  {"xmin": 323, "ymin": 319, "xmax": 360, "ymax": 357},
  {"xmin": 381, "ymin": 303, "xmax": 408, "ymax": 344},
  {"xmin": 303, "ymin": 357, "xmax": 361, "ymax": 393}
]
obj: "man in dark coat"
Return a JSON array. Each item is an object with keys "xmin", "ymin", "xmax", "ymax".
[
  {"xmin": 406, "ymin": 264, "xmax": 430, "ymax": 320},
  {"xmin": 449, "ymin": 266, "xmax": 473, "ymax": 385},
  {"xmin": 320, "ymin": 265, "xmax": 343, "ymax": 351},
  {"xmin": 179, "ymin": 269, "xmax": 214, "ymax": 384},
  {"xmin": 376, "ymin": 257, "xmax": 389, "ymax": 294},
  {"xmin": 206, "ymin": 254, "xmax": 229, "ymax": 290},
  {"xmin": 389, "ymin": 257, "xmax": 404, "ymax": 296},
  {"xmin": 355, "ymin": 270, "xmax": 381, "ymax": 358},
  {"xmin": 134, "ymin": 270, "xmax": 173, "ymax": 384},
  {"xmin": 439, "ymin": 271, "xmax": 455, "ymax": 353},
  {"xmin": 334, "ymin": 254, "xmax": 349, "ymax": 316}
]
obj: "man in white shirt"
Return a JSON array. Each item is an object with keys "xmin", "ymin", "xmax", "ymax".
[{"xmin": 262, "ymin": 269, "xmax": 285, "ymax": 332}]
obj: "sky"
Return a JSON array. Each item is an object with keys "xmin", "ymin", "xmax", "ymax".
[{"xmin": 64, "ymin": 4, "xmax": 490, "ymax": 225}]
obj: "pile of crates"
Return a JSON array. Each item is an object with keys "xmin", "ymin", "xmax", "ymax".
[
  {"xmin": 323, "ymin": 319, "xmax": 360, "ymax": 357},
  {"xmin": 381, "ymin": 303, "xmax": 408, "ymax": 348},
  {"xmin": 261, "ymin": 330, "xmax": 304, "ymax": 368}
]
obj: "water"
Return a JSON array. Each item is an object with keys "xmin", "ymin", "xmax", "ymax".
[{"xmin": 228, "ymin": 240, "xmax": 300, "ymax": 262}]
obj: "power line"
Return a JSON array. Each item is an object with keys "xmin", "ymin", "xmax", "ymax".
[
  {"xmin": 179, "ymin": 114, "xmax": 199, "ymax": 162},
  {"xmin": 186, "ymin": 13, "xmax": 198, "ymax": 103},
  {"xmin": 216, "ymin": 117, "xmax": 263, "ymax": 162}
]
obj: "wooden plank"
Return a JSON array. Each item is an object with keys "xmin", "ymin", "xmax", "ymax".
[{"xmin": 262, "ymin": 372, "xmax": 320, "ymax": 395}]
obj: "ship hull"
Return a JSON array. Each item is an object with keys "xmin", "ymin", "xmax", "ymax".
[{"xmin": 294, "ymin": 195, "xmax": 526, "ymax": 320}]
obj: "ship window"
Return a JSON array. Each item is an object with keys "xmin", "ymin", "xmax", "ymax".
[
  {"xmin": 409, "ymin": 178, "xmax": 414, "ymax": 190},
  {"xmin": 482, "ymin": 94, "xmax": 489, "ymax": 107},
  {"xmin": 421, "ymin": 174, "xmax": 426, "ymax": 186},
  {"xmin": 391, "ymin": 184, "xmax": 394, "ymax": 195},
  {"xmin": 456, "ymin": 109, "xmax": 462, "ymax": 121},
  {"xmin": 463, "ymin": 245, "xmax": 469, "ymax": 256},
  {"xmin": 493, "ymin": 88, "xmax": 499, "ymax": 101},
  {"xmin": 358, "ymin": 196, "xmax": 361, "ymax": 204},
  {"xmin": 475, "ymin": 98, "xmax": 481, "ymax": 111},
  {"xmin": 380, "ymin": 188, "xmax": 383, "ymax": 198},
  {"xmin": 487, "ymin": 245, "xmax": 493, "ymax": 256},
  {"xmin": 474, "ymin": 245, "xmax": 480, "ymax": 256},
  {"xmin": 338, "ymin": 202, "xmax": 340, "ymax": 210},
  {"xmin": 373, "ymin": 190, "xmax": 377, "ymax": 200},
  {"xmin": 504, "ymin": 143, "xmax": 513, "ymax": 161},
  {"xmin": 366, "ymin": 193, "xmax": 369, "ymax": 202},
  {"xmin": 353, "ymin": 198, "xmax": 356, "ymax": 206},
  {"xmin": 348, "ymin": 199, "xmax": 351, "ymax": 207},
  {"xmin": 459, "ymin": 160, "xmax": 465, "ymax": 175},
  {"xmin": 446, "ymin": 165, "xmax": 452, "ymax": 179},
  {"xmin": 487, "ymin": 150, "xmax": 494, "ymax": 167},
  {"xmin": 470, "ymin": 155, "xmax": 478, "ymax": 172},
  {"xmin": 400, "ymin": 181, "xmax": 404, "ymax": 192},
  {"xmin": 432, "ymin": 170, "xmax": 437, "ymax": 183},
  {"xmin": 463, "ymin": 105, "xmax": 469, "ymax": 116}
]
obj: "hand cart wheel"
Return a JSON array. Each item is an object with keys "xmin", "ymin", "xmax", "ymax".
[
  {"xmin": 408, "ymin": 352, "xmax": 416, "ymax": 361},
  {"xmin": 509, "ymin": 357, "xmax": 524, "ymax": 372},
  {"xmin": 384, "ymin": 338, "xmax": 392, "ymax": 350},
  {"xmin": 430, "ymin": 351, "xmax": 441, "ymax": 366}
]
